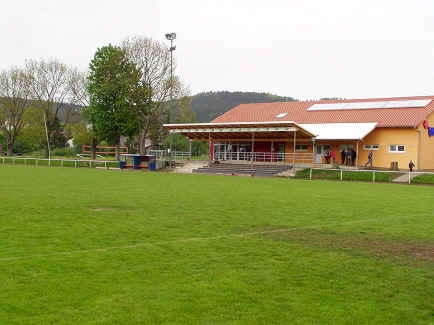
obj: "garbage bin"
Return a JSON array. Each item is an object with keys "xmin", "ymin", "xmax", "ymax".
[
  {"xmin": 149, "ymin": 161, "xmax": 156, "ymax": 171},
  {"xmin": 133, "ymin": 155, "xmax": 142, "ymax": 169},
  {"xmin": 119, "ymin": 161, "xmax": 127, "ymax": 169}
]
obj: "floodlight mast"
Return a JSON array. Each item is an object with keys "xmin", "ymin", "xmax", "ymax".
[
  {"xmin": 165, "ymin": 32, "xmax": 176, "ymax": 107},
  {"xmin": 165, "ymin": 32, "xmax": 176, "ymax": 163}
]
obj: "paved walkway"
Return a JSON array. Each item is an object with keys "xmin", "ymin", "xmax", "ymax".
[
  {"xmin": 392, "ymin": 172, "xmax": 422, "ymax": 183},
  {"xmin": 171, "ymin": 161, "xmax": 208, "ymax": 174}
]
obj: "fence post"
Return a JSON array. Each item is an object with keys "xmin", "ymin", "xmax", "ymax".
[
  {"xmin": 372, "ymin": 170, "xmax": 376, "ymax": 183},
  {"xmin": 408, "ymin": 172, "xmax": 411, "ymax": 184},
  {"xmin": 74, "ymin": 160, "xmax": 77, "ymax": 168},
  {"xmin": 309, "ymin": 168, "xmax": 312, "ymax": 180},
  {"xmin": 36, "ymin": 159, "xmax": 38, "ymax": 167},
  {"xmin": 340, "ymin": 169, "xmax": 343, "ymax": 181}
]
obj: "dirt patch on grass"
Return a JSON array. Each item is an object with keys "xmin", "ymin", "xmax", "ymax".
[
  {"xmin": 89, "ymin": 207, "xmax": 134, "ymax": 211},
  {"xmin": 257, "ymin": 227, "xmax": 434, "ymax": 264}
]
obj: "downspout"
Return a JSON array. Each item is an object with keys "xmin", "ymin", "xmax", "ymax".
[
  {"xmin": 416, "ymin": 128, "xmax": 421, "ymax": 170},
  {"xmin": 292, "ymin": 130, "xmax": 296, "ymax": 169}
]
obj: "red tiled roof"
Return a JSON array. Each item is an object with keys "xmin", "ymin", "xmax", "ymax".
[{"xmin": 211, "ymin": 96, "xmax": 434, "ymax": 127}]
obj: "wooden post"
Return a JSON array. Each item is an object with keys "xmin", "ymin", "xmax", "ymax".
[
  {"xmin": 356, "ymin": 141, "xmax": 359, "ymax": 168},
  {"xmin": 312, "ymin": 138, "xmax": 315, "ymax": 164},
  {"xmin": 251, "ymin": 132, "xmax": 255, "ymax": 162},
  {"xmin": 189, "ymin": 139, "xmax": 192, "ymax": 160}
]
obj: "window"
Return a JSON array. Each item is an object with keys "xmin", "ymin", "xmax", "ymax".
[
  {"xmin": 389, "ymin": 144, "xmax": 405, "ymax": 153},
  {"xmin": 295, "ymin": 144, "xmax": 308, "ymax": 151},
  {"xmin": 363, "ymin": 144, "xmax": 379, "ymax": 150}
]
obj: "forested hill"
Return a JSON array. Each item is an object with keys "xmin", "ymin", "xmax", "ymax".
[{"xmin": 191, "ymin": 91, "xmax": 297, "ymax": 122}]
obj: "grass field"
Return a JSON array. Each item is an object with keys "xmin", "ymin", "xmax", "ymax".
[{"xmin": 0, "ymin": 166, "xmax": 433, "ymax": 324}]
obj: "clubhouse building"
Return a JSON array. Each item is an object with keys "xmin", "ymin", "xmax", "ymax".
[{"xmin": 164, "ymin": 96, "xmax": 434, "ymax": 170}]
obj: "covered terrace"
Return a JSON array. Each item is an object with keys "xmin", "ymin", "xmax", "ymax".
[{"xmin": 163, "ymin": 121, "xmax": 316, "ymax": 165}]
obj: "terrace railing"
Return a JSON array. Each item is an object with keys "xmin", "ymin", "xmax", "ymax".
[
  {"xmin": 149, "ymin": 150, "xmax": 313, "ymax": 164},
  {"xmin": 148, "ymin": 150, "xmax": 207, "ymax": 161}
]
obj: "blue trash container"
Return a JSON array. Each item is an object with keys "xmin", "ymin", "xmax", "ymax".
[
  {"xmin": 119, "ymin": 161, "xmax": 127, "ymax": 169},
  {"xmin": 133, "ymin": 155, "xmax": 141, "ymax": 169},
  {"xmin": 149, "ymin": 161, "xmax": 156, "ymax": 171}
]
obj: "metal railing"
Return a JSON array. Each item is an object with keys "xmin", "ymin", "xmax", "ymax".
[
  {"xmin": 148, "ymin": 150, "xmax": 208, "ymax": 161},
  {"xmin": 214, "ymin": 151, "xmax": 313, "ymax": 164},
  {"xmin": 148, "ymin": 150, "xmax": 313, "ymax": 163},
  {"xmin": 0, "ymin": 156, "xmax": 120, "ymax": 169},
  {"xmin": 301, "ymin": 167, "xmax": 433, "ymax": 185}
]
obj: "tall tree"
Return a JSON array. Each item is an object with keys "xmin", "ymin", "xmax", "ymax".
[
  {"xmin": 122, "ymin": 36, "xmax": 187, "ymax": 153},
  {"xmin": 0, "ymin": 67, "xmax": 31, "ymax": 155},
  {"xmin": 25, "ymin": 59, "xmax": 81, "ymax": 158},
  {"xmin": 87, "ymin": 44, "xmax": 138, "ymax": 160}
]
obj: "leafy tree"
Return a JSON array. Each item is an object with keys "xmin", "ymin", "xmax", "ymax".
[
  {"xmin": 25, "ymin": 59, "xmax": 84, "ymax": 157},
  {"xmin": 0, "ymin": 67, "xmax": 31, "ymax": 155},
  {"xmin": 122, "ymin": 36, "xmax": 189, "ymax": 153},
  {"xmin": 65, "ymin": 121, "xmax": 93, "ymax": 154},
  {"xmin": 87, "ymin": 44, "xmax": 138, "ymax": 160},
  {"xmin": 14, "ymin": 106, "xmax": 45, "ymax": 154}
]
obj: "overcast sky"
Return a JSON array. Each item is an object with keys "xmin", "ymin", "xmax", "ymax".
[{"xmin": 1, "ymin": 0, "xmax": 433, "ymax": 100}]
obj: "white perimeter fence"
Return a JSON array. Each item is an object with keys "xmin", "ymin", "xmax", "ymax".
[
  {"xmin": 301, "ymin": 167, "xmax": 434, "ymax": 185},
  {"xmin": 2, "ymin": 157, "xmax": 434, "ymax": 185},
  {"xmin": 0, "ymin": 156, "xmax": 119, "ymax": 169}
]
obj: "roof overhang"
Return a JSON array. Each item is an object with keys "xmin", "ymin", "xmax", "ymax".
[
  {"xmin": 164, "ymin": 121, "xmax": 315, "ymax": 140},
  {"xmin": 299, "ymin": 123, "xmax": 377, "ymax": 140}
]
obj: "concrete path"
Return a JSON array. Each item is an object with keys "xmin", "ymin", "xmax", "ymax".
[
  {"xmin": 392, "ymin": 172, "xmax": 422, "ymax": 183},
  {"xmin": 171, "ymin": 161, "xmax": 209, "ymax": 174}
]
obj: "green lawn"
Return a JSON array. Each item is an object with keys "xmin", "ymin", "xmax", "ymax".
[{"xmin": 0, "ymin": 166, "xmax": 433, "ymax": 324}]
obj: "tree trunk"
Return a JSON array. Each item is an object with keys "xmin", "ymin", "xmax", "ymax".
[
  {"xmin": 45, "ymin": 142, "xmax": 50, "ymax": 158},
  {"xmin": 115, "ymin": 144, "xmax": 120, "ymax": 161},
  {"xmin": 91, "ymin": 137, "xmax": 97, "ymax": 160},
  {"xmin": 7, "ymin": 143, "xmax": 13, "ymax": 156},
  {"xmin": 139, "ymin": 131, "xmax": 146, "ymax": 155}
]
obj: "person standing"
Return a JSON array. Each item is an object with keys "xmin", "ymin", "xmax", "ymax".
[
  {"xmin": 346, "ymin": 150, "xmax": 352, "ymax": 166},
  {"xmin": 409, "ymin": 160, "xmax": 415, "ymax": 172},
  {"xmin": 331, "ymin": 150, "xmax": 336, "ymax": 164},
  {"xmin": 365, "ymin": 151, "xmax": 373, "ymax": 168},
  {"xmin": 324, "ymin": 151, "xmax": 331, "ymax": 164},
  {"xmin": 340, "ymin": 149, "xmax": 346, "ymax": 165},
  {"xmin": 351, "ymin": 149, "xmax": 357, "ymax": 166}
]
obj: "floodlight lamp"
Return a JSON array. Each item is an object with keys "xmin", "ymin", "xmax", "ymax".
[{"xmin": 165, "ymin": 33, "xmax": 176, "ymax": 41}]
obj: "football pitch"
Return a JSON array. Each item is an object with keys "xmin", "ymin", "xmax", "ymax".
[{"xmin": 0, "ymin": 166, "xmax": 433, "ymax": 324}]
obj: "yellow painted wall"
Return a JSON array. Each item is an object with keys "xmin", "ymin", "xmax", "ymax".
[
  {"xmin": 360, "ymin": 128, "xmax": 418, "ymax": 170},
  {"xmin": 418, "ymin": 112, "xmax": 434, "ymax": 170}
]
